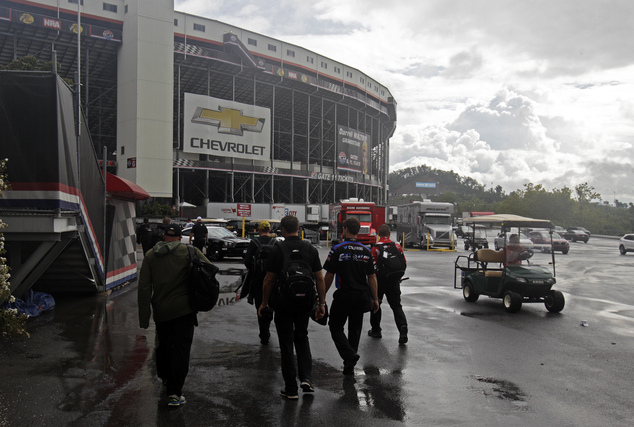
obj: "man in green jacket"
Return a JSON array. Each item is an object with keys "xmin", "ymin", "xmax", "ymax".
[{"xmin": 138, "ymin": 224, "xmax": 209, "ymax": 407}]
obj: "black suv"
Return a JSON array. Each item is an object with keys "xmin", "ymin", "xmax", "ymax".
[
  {"xmin": 182, "ymin": 225, "xmax": 250, "ymax": 260},
  {"xmin": 567, "ymin": 226, "xmax": 591, "ymax": 236},
  {"xmin": 562, "ymin": 228, "xmax": 589, "ymax": 243}
]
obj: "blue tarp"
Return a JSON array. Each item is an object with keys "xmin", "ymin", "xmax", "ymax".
[{"xmin": 1, "ymin": 290, "xmax": 55, "ymax": 317}]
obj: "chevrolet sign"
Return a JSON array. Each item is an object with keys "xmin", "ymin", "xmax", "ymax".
[{"xmin": 183, "ymin": 93, "xmax": 271, "ymax": 161}]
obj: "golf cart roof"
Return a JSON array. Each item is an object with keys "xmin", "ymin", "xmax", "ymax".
[{"xmin": 464, "ymin": 214, "xmax": 553, "ymax": 229}]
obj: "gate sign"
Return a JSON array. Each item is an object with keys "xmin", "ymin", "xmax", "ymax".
[
  {"xmin": 237, "ymin": 203, "xmax": 251, "ymax": 217},
  {"xmin": 416, "ymin": 182, "xmax": 436, "ymax": 188}
]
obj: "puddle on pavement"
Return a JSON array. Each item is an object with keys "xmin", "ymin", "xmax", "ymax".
[{"xmin": 472, "ymin": 376, "xmax": 530, "ymax": 410}]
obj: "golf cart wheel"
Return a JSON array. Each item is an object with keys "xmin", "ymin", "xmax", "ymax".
[
  {"xmin": 464, "ymin": 242, "xmax": 469, "ymax": 251},
  {"xmin": 544, "ymin": 290, "xmax": 565, "ymax": 313},
  {"xmin": 208, "ymin": 244, "xmax": 223, "ymax": 261},
  {"xmin": 462, "ymin": 282, "xmax": 479, "ymax": 302},
  {"xmin": 503, "ymin": 291, "xmax": 522, "ymax": 313},
  {"xmin": 484, "ymin": 243, "xmax": 489, "ymax": 249},
  {"xmin": 620, "ymin": 245, "xmax": 627, "ymax": 255},
  {"xmin": 494, "ymin": 241, "xmax": 499, "ymax": 250}
]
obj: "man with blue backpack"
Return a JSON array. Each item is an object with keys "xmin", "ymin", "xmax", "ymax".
[
  {"xmin": 258, "ymin": 216, "xmax": 326, "ymax": 400},
  {"xmin": 243, "ymin": 221, "xmax": 276, "ymax": 344}
]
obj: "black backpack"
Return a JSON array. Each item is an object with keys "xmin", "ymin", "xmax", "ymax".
[
  {"xmin": 186, "ymin": 245, "xmax": 220, "ymax": 312},
  {"xmin": 252, "ymin": 237, "xmax": 276, "ymax": 277},
  {"xmin": 376, "ymin": 241, "xmax": 406, "ymax": 283},
  {"xmin": 276, "ymin": 241, "xmax": 317, "ymax": 313}
]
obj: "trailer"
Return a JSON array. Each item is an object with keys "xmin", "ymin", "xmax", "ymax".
[{"xmin": 397, "ymin": 201, "xmax": 456, "ymax": 249}]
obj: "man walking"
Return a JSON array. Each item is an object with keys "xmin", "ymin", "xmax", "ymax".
[
  {"xmin": 189, "ymin": 216, "xmax": 208, "ymax": 253},
  {"xmin": 368, "ymin": 224, "xmax": 408, "ymax": 345},
  {"xmin": 258, "ymin": 216, "xmax": 326, "ymax": 400},
  {"xmin": 323, "ymin": 217, "xmax": 379, "ymax": 375},
  {"xmin": 136, "ymin": 217, "xmax": 154, "ymax": 255},
  {"xmin": 244, "ymin": 220, "xmax": 275, "ymax": 344},
  {"xmin": 138, "ymin": 224, "xmax": 209, "ymax": 407}
]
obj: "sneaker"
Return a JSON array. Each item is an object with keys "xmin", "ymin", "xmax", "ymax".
[
  {"xmin": 367, "ymin": 329, "xmax": 382, "ymax": 338},
  {"xmin": 167, "ymin": 394, "xmax": 186, "ymax": 407},
  {"xmin": 398, "ymin": 325, "xmax": 408, "ymax": 345},
  {"xmin": 280, "ymin": 389, "xmax": 299, "ymax": 400},
  {"xmin": 300, "ymin": 380, "xmax": 314, "ymax": 393}
]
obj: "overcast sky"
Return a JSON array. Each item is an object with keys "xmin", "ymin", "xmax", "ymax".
[{"xmin": 175, "ymin": 0, "xmax": 634, "ymax": 203}]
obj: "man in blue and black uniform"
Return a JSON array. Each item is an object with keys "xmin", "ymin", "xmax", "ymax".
[{"xmin": 323, "ymin": 217, "xmax": 379, "ymax": 375}]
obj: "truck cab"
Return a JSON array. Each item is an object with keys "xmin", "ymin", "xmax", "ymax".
[{"xmin": 329, "ymin": 199, "xmax": 385, "ymax": 246}]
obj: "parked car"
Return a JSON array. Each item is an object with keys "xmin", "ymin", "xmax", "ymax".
[
  {"xmin": 567, "ymin": 226, "xmax": 591, "ymax": 236},
  {"xmin": 527, "ymin": 231, "xmax": 569, "ymax": 254},
  {"xmin": 562, "ymin": 229, "xmax": 589, "ymax": 243},
  {"xmin": 181, "ymin": 225, "xmax": 250, "ymax": 260},
  {"xmin": 494, "ymin": 232, "xmax": 533, "ymax": 251},
  {"xmin": 554, "ymin": 225, "xmax": 566, "ymax": 234},
  {"xmin": 619, "ymin": 234, "xmax": 634, "ymax": 255}
]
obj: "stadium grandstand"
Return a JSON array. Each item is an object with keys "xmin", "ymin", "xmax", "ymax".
[{"xmin": 0, "ymin": 0, "xmax": 397, "ymax": 207}]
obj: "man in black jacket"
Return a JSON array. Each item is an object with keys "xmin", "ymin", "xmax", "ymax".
[
  {"xmin": 136, "ymin": 217, "xmax": 154, "ymax": 255},
  {"xmin": 243, "ymin": 220, "xmax": 274, "ymax": 344},
  {"xmin": 258, "ymin": 216, "xmax": 326, "ymax": 400},
  {"xmin": 189, "ymin": 216, "xmax": 208, "ymax": 252}
]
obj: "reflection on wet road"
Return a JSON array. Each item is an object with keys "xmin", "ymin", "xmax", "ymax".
[{"xmin": 1, "ymin": 237, "xmax": 634, "ymax": 426}]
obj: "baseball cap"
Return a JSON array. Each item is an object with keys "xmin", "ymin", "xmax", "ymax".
[
  {"xmin": 196, "ymin": 216, "xmax": 203, "ymax": 221},
  {"xmin": 164, "ymin": 224, "xmax": 182, "ymax": 237},
  {"xmin": 259, "ymin": 220, "xmax": 271, "ymax": 231}
]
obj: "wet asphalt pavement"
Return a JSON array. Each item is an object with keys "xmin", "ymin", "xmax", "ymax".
[{"xmin": 1, "ymin": 234, "xmax": 634, "ymax": 426}]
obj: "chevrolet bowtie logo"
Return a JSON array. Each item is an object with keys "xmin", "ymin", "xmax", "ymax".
[{"xmin": 192, "ymin": 106, "xmax": 265, "ymax": 136}]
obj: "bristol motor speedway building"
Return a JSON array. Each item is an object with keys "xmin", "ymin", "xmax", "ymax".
[{"xmin": 0, "ymin": 0, "xmax": 396, "ymax": 208}]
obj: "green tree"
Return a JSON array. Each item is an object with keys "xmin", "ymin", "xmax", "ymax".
[{"xmin": 0, "ymin": 159, "xmax": 29, "ymax": 338}]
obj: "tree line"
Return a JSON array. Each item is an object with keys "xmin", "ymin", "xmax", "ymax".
[{"xmin": 389, "ymin": 165, "xmax": 634, "ymax": 236}]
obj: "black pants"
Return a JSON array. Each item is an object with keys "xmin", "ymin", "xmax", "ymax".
[
  {"xmin": 370, "ymin": 280, "xmax": 407, "ymax": 332},
  {"xmin": 274, "ymin": 309, "xmax": 312, "ymax": 393},
  {"xmin": 328, "ymin": 290, "xmax": 367, "ymax": 364},
  {"xmin": 193, "ymin": 240, "xmax": 205, "ymax": 252},
  {"xmin": 141, "ymin": 242, "xmax": 153, "ymax": 256},
  {"xmin": 155, "ymin": 312, "xmax": 196, "ymax": 397},
  {"xmin": 254, "ymin": 293, "xmax": 272, "ymax": 341}
]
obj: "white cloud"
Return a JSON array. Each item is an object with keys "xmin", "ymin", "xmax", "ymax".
[{"xmin": 175, "ymin": 0, "xmax": 634, "ymax": 202}]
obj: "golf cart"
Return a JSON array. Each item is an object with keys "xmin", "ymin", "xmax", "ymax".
[
  {"xmin": 454, "ymin": 214, "xmax": 565, "ymax": 313},
  {"xmin": 463, "ymin": 225, "xmax": 489, "ymax": 251}
]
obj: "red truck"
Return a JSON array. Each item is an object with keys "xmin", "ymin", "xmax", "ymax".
[{"xmin": 328, "ymin": 199, "xmax": 386, "ymax": 246}]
